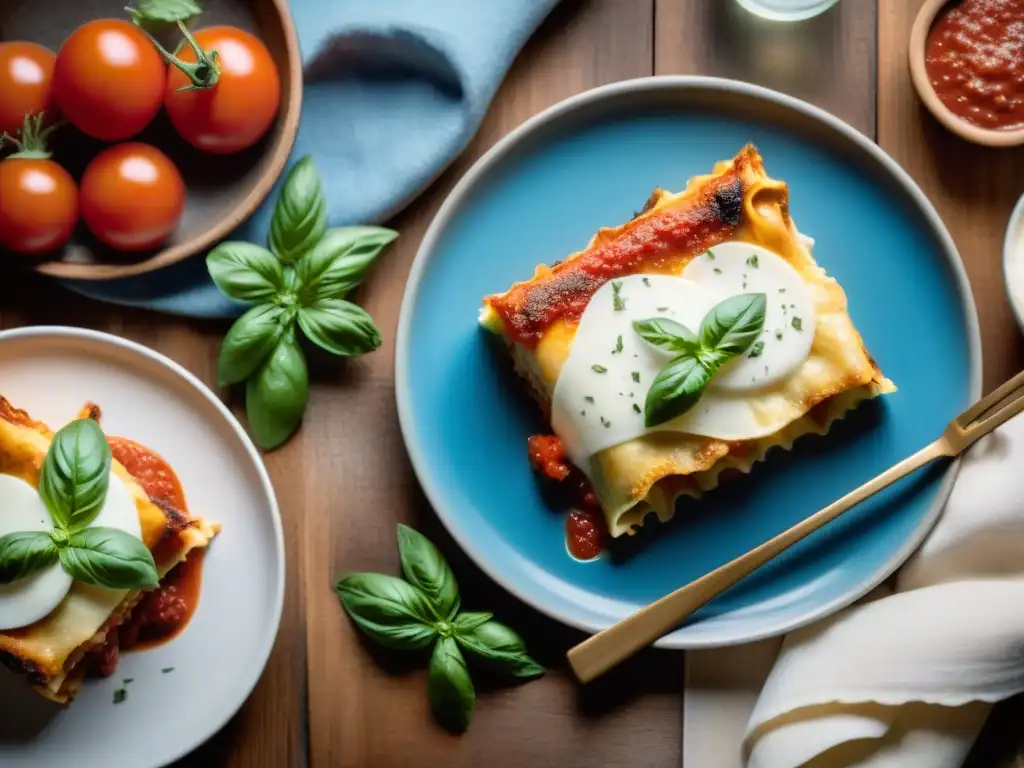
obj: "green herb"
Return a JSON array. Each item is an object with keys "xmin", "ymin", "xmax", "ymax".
[
  {"xmin": 634, "ymin": 293, "xmax": 767, "ymax": 427},
  {"xmin": 632, "ymin": 403, "xmax": 642, "ymax": 414},
  {"xmin": 611, "ymin": 281, "xmax": 626, "ymax": 311},
  {"xmin": 656, "ymin": 306, "xmax": 670, "ymax": 312},
  {"xmin": 775, "ymin": 330, "xmax": 784, "ymax": 341},
  {"xmin": 0, "ymin": 420, "xmax": 158, "ymax": 590},
  {"xmin": 748, "ymin": 341, "xmax": 765, "ymax": 358},
  {"xmin": 127, "ymin": 1, "xmax": 220, "ymax": 91},
  {"xmin": 162, "ymin": 667, "xmax": 175, "ymax": 674},
  {"xmin": 713, "ymin": 268, "xmax": 722, "ymax": 275},
  {"xmin": 706, "ymin": 249, "xmax": 716, "ymax": 260},
  {"xmin": 207, "ymin": 157, "xmax": 397, "ymax": 450},
  {"xmin": 742, "ymin": 281, "xmax": 747, "ymax": 289},
  {"xmin": 123, "ymin": 678, "xmax": 134, "ymax": 684},
  {"xmin": 746, "ymin": 254, "xmax": 759, "ymax": 268},
  {"xmin": 584, "ymin": 396, "xmax": 595, "ymax": 404},
  {"xmin": 779, "ymin": 288, "xmax": 786, "ymax": 293},
  {"xmin": 631, "ymin": 371, "xmax": 640, "ymax": 383},
  {"xmin": 580, "ymin": 410, "xmax": 586, "ymax": 417},
  {"xmin": 791, "ymin": 316, "xmax": 803, "ymax": 331},
  {"xmin": 336, "ymin": 526, "xmax": 544, "ymax": 733},
  {"xmin": 642, "ymin": 277, "xmax": 651, "ymax": 287},
  {"xmin": 612, "ymin": 335, "xmax": 623, "ymax": 355},
  {"xmin": 113, "ymin": 688, "xmax": 127, "ymax": 704},
  {"xmin": 591, "ymin": 365, "xmax": 608, "ymax": 374},
  {"xmin": 600, "ymin": 417, "xmax": 611, "ymax": 428}
]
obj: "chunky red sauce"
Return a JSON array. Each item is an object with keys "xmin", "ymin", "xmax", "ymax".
[
  {"xmin": 527, "ymin": 434, "xmax": 607, "ymax": 559},
  {"xmin": 86, "ymin": 438, "xmax": 206, "ymax": 678},
  {"xmin": 925, "ymin": 0, "xmax": 1024, "ymax": 130},
  {"xmin": 487, "ymin": 169, "xmax": 746, "ymax": 347}
]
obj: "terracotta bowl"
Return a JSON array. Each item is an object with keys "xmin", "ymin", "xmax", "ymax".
[
  {"xmin": 0, "ymin": 0, "xmax": 302, "ymax": 280},
  {"xmin": 909, "ymin": 0, "xmax": 1024, "ymax": 148}
]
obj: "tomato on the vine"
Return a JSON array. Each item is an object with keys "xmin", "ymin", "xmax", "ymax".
[
  {"xmin": 0, "ymin": 115, "xmax": 78, "ymax": 255},
  {"xmin": 0, "ymin": 42, "xmax": 56, "ymax": 137},
  {"xmin": 80, "ymin": 143, "xmax": 185, "ymax": 252},
  {"xmin": 52, "ymin": 20, "xmax": 165, "ymax": 141},
  {"xmin": 164, "ymin": 26, "xmax": 281, "ymax": 154}
]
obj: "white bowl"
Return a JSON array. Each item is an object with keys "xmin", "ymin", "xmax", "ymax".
[{"xmin": 1003, "ymin": 193, "xmax": 1024, "ymax": 334}]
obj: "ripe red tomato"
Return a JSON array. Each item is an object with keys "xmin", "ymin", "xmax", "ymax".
[
  {"xmin": 0, "ymin": 42, "xmax": 56, "ymax": 137},
  {"xmin": 0, "ymin": 157, "xmax": 78, "ymax": 254},
  {"xmin": 80, "ymin": 143, "xmax": 185, "ymax": 252},
  {"xmin": 52, "ymin": 20, "xmax": 165, "ymax": 141},
  {"xmin": 165, "ymin": 27, "xmax": 281, "ymax": 154}
]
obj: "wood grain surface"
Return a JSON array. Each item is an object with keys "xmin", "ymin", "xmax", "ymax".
[{"xmin": 3, "ymin": 0, "xmax": 1022, "ymax": 765}]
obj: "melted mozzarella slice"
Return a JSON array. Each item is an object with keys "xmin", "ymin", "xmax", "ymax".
[
  {"xmin": 0, "ymin": 470, "xmax": 143, "ymax": 631},
  {"xmin": 550, "ymin": 245, "xmax": 816, "ymax": 473}
]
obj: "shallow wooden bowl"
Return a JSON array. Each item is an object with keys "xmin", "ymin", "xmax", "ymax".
[
  {"xmin": 909, "ymin": 0, "xmax": 1024, "ymax": 149},
  {"xmin": 0, "ymin": 0, "xmax": 302, "ymax": 280}
]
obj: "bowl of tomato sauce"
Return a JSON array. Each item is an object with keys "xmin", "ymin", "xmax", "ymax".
[{"xmin": 909, "ymin": 0, "xmax": 1024, "ymax": 148}]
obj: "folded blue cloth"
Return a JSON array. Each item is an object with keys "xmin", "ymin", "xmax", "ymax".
[{"xmin": 65, "ymin": 0, "xmax": 559, "ymax": 318}]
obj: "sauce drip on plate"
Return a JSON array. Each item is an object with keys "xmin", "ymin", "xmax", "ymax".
[{"xmin": 925, "ymin": 0, "xmax": 1024, "ymax": 130}]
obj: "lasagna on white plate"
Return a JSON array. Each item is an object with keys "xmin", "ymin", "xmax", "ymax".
[
  {"xmin": 0, "ymin": 397, "xmax": 218, "ymax": 704},
  {"xmin": 480, "ymin": 145, "xmax": 894, "ymax": 557}
]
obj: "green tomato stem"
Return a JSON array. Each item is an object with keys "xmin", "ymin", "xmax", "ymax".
[
  {"xmin": 130, "ymin": 16, "xmax": 220, "ymax": 90},
  {"xmin": 2, "ymin": 113, "xmax": 55, "ymax": 159}
]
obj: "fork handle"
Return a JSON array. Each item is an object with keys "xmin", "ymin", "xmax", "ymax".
[{"xmin": 566, "ymin": 440, "xmax": 949, "ymax": 684}]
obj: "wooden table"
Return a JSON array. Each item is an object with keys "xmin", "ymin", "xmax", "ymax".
[{"xmin": 3, "ymin": 1, "xmax": 1024, "ymax": 765}]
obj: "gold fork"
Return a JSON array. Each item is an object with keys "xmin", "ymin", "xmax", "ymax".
[{"xmin": 567, "ymin": 369, "xmax": 1024, "ymax": 684}]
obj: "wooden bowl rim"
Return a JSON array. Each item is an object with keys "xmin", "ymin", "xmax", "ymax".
[
  {"xmin": 908, "ymin": 0, "xmax": 1024, "ymax": 149},
  {"xmin": 34, "ymin": 0, "xmax": 303, "ymax": 281}
]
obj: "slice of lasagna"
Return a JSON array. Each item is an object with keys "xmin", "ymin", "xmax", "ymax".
[
  {"xmin": 0, "ymin": 397, "xmax": 219, "ymax": 704},
  {"xmin": 480, "ymin": 145, "xmax": 895, "ymax": 538}
]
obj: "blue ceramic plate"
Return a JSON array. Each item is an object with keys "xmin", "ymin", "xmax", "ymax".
[{"xmin": 396, "ymin": 77, "xmax": 981, "ymax": 647}]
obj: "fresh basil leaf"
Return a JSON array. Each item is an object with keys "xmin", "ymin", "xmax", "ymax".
[
  {"xmin": 452, "ymin": 612, "xmax": 492, "ymax": 634},
  {"xmin": 632, "ymin": 317, "xmax": 699, "ymax": 354},
  {"xmin": 126, "ymin": 0, "xmax": 202, "ymax": 24},
  {"xmin": 428, "ymin": 637, "xmax": 476, "ymax": 733},
  {"xmin": 296, "ymin": 299, "xmax": 382, "ymax": 358},
  {"xmin": 0, "ymin": 532, "xmax": 58, "ymax": 584},
  {"xmin": 335, "ymin": 573, "xmax": 439, "ymax": 650},
  {"xmin": 454, "ymin": 620, "xmax": 545, "ymax": 680},
  {"xmin": 40, "ymin": 419, "xmax": 112, "ymax": 532},
  {"xmin": 269, "ymin": 156, "xmax": 327, "ymax": 263},
  {"xmin": 59, "ymin": 528, "xmax": 158, "ymax": 589},
  {"xmin": 218, "ymin": 304, "xmax": 288, "ymax": 386},
  {"xmin": 207, "ymin": 242, "xmax": 286, "ymax": 302},
  {"xmin": 245, "ymin": 331, "xmax": 309, "ymax": 450},
  {"xmin": 396, "ymin": 524, "xmax": 460, "ymax": 620},
  {"xmin": 698, "ymin": 293, "xmax": 767, "ymax": 358},
  {"xmin": 644, "ymin": 354, "xmax": 715, "ymax": 428},
  {"xmin": 296, "ymin": 227, "xmax": 398, "ymax": 303}
]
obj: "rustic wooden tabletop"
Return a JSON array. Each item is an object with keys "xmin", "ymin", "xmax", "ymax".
[{"xmin": 2, "ymin": 1, "xmax": 1023, "ymax": 766}]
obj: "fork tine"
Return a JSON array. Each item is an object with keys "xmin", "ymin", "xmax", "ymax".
[
  {"xmin": 958, "ymin": 369, "xmax": 1024, "ymax": 427},
  {"xmin": 964, "ymin": 388, "xmax": 1024, "ymax": 441}
]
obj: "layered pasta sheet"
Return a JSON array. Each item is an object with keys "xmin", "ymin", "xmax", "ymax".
[
  {"xmin": 481, "ymin": 146, "xmax": 894, "ymax": 536},
  {"xmin": 0, "ymin": 397, "xmax": 218, "ymax": 703}
]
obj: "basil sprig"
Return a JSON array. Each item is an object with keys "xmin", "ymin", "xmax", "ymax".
[
  {"xmin": 0, "ymin": 419, "xmax": 158, "ymax": 590},
  {"xmin": 336, "ymin": 525, "xmax": 544, "ymax": 733},
  {"xmin": 207, "ymin": 156, "xmax": 398, "ymax": 450},
  {"xmin": 635, "ymin": 293, "xmax": 767, "ymax": 427}
]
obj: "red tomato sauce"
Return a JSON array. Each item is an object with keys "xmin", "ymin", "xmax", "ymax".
[
  {"xmin": 526, "ymin": 434, "xmax": 608, "ymax": 560},
  {"xmin": 85, "ymin": 438, "xmax": 206, "ymax": 678},
  {"xmin": 925, "ymin": 0, "xmax": 1024, "ymax": 130},
  {"xmin": 487, "ymin": 171, "xmax": 745, "ymax": 347}
]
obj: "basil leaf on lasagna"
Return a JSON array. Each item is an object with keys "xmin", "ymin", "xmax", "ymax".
[
  {"xmin": 40, "ymin": 419, "xmax": 112, "ymax": 533},
  {"xmin": 644, "ymin": 354, "xmax": 714, "ymax": 428},
  {"xmin": 59, "ymin": 527, "xmax": 159, "ymax": 589},
  {"xmin": 698, "ymin": 292, "xmax": 767, "ymax": 358},
  {"xmin": 0, "ymin": 531, "xmax": 58, "ymax": 585},
  {"xmin": 632, "ymin": 317, "xmax": 699, "ymax": 354}
]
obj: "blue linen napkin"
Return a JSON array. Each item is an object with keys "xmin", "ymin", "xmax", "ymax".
[{"xmin": 64, "ymin": 0, "xmax": 559, "ymax": 318}]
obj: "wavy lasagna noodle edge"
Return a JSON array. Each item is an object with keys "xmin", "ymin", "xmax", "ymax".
[
  {"xmin": 482, "ymin": 145, "xmax": 895, "ymax": 538},
  {"xmin": 0, "ymin": 397, "xmax": 219, "ymax": 704}
]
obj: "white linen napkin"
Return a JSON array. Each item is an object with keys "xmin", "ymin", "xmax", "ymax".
[{"xmin": 683, "ymin": 414, "xmax": 1024, "ymax": 768}]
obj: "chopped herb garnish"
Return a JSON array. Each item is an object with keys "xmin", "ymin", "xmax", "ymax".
[
  {"xmin": 790, "ymin": 303, "xmax": 796, "ymax": 309},
  {"xmin": 706, "ymin": 249, "xmax": 716, "ymax": 260},
  {"xmin": 779, "ymin": 288, "xmax": 786, "ymax": 293},
  {"xmin": 742, "ymin": 281, "xmax": 748, "ymax": 289},
  {"xmin": 631, "ymin": 371, "xmax": 640, "ymax": 383},
  {"xmin": 113, "ymin": 688, "xmax": 127, "ymax": 704},
  {"xmin": 764, "ymin": 365, "xmax": 769, "ymax": 376},
  {"xmin": 612, "ymin": 335, "xmax": 623, "ymax": 354},
  {"xmin": 782, "ymin": 304, "xmax": 788, "ymax": 314},
  {"xmin": 122, "ymin": 678, "xmax": 134, "ymax": 685},
  {"xmin": 656, "ymin": 306, "xmax": 670, "ymax": 312},
  {"xmin": 791, "ymin": 316, "xmax": 803, "ymax": 331},
  {"xmin": 774, "ymin": 330, "xmax": 784, "ymax": 340},
  {"xmin": 162, "ymin": 667, "xmax": 175, "ymax": 674},
  {"xmin": 632, "ymin": 403, "xmax": 642, "ymax": 414},
  {"xmin": 748, "ymin": 341, "xmax": 765, "ymax": 358},
  {"xmin": 584, "ymin": 395, "xmax": 595, "ymax": 404},
  {"xmin": 600, "ymin": 416, "xmax": 611, "ymax": 428},
  {"xmin": 642, "ymin": 277, "xmax": 651, "ymax": 287},
  {"xmin": 591, "ymin": 364, "xmax": 608, "ymax": 374},
  {"xmin": 580, "ymin": 410, "xmax": 586, "ymax": 417},
  {"xmin": 747, "ymin": 254, "xmax": 759, "ymax": 268},
  {"xmin": 713, "ymin": 267, "xmax": 722, "ymax": 275},
  {"xmin": 611, "ymin": 281, "xmax": 626, "ymax": 311}
]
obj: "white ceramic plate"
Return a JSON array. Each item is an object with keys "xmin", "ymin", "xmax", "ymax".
[
  {"xmin": 1002, "ymin": 192, "xmax": 1024, "ymax": 334},
  {"xmin": 0, "ymin": 327, "xmax": 284, "ymax": 768}
]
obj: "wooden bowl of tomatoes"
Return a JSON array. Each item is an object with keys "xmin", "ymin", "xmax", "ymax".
[{"xmin": 0, "ymin": 0, "xmax": 301, "ymax": 280}]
